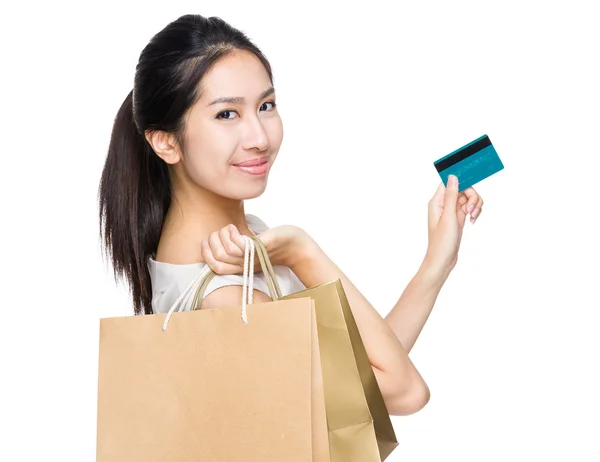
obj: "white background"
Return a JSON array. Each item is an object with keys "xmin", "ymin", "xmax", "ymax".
[{"xmin": 1, "ymin": 0, "xmax": 598, "ymax": 460}]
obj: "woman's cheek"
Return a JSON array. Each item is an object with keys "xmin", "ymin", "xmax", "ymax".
[{"xmin": 268, "ymin": 115, "xmax": 284, "ymax": 150}]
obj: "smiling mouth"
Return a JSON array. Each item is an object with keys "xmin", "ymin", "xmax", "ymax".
[
  {"xmin": 233, "ymin": 156, "xmax": 270, "ymax": 176},
  {"xmin": 233, "ymin": 157, "xmax": 269, "ymax": 167}
]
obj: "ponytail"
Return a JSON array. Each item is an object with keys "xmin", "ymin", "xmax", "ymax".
[
  {"xmin": 99, "ymin": 14, "xmax": 275, "ymax": 314},
  {"xmin": 99, "ymin": 90, "xmax": 171, "ymax": 315}
]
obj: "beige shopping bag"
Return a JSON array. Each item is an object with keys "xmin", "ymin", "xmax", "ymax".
[
  {"xmin": 97, "ymin": 239, "xmax": 329, "ymax": 461},
  {"xmin": 194, "ymin": 236, "xmax": 399, "ymax": 461}
]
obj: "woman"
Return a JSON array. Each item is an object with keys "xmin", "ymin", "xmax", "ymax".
[{"xmin": 99, "ymin": 14, "xmax": 484, "ymax": 417}]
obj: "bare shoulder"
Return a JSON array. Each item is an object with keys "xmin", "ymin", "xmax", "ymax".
[
  {"xmin": 155, "ymin": 234, "xmax": 203, "ymax": 265},
  {"xmin": 201, "ymin": 285, "xmax": 272, "ymax": 310}
]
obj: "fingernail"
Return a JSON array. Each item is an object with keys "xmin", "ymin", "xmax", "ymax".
[
  {"xmin": 470, "ymin": 216, "xmax": 475, "ymax": 224},
  {"xmin": 472, "ymin": 208, "xmax": 479, "ymax": 218},
  {"xmin": 448, "ymin": 175, "xmax": 457, "ymax": 187},
  {"xmin": 468, "ymin": 204, "xmax": 475, "ymax": 213}
]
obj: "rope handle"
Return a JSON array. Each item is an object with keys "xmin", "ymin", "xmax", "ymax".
[
  {"xmin": 162, "ymin": 236, "xmax": 260, "ymax": 330},
  {"xmin": 191, "ymin": 236, "xmax": 282, "ymax": 309},
  {"xmin": 250, "ymin": 236, "xmax": 282, "ymax": 299}
]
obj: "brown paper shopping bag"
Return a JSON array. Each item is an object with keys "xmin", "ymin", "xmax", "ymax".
[
  {"xmin": 285, "ymin": 281, "xmax": 399, "ymax": 461},
  {"xmin": 97, "ymin": 239, "xmax": 329, "ymax": 461},
  {"xmin": 194, "ymin": 237, "xmax": 399, "ymax": 461}
]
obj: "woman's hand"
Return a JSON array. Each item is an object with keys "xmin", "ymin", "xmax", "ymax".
[
  {"xmin": 200, "ymin": 224, "xmax": 315, "ymax": 275},
  {"xmin": 200, "ymin": 225, "xmax": 250, "ymax": 275},
  {"xmin": 423, "ymin": 175, "xmax": 484, "ymax": 278}
]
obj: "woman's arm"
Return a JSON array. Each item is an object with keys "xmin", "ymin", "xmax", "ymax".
[
  {"xmin": 382, "ymin": 176, "xmax": 485, "ymax": 353},
  {"xmin": 201, "ymin": 178, "xmax": 485, "ymax": 416},
  {"xmin": 384, "ymin": 261, "xmax": 448, "ymax": 354},
  {"xmin": 284, "ymin": 237, "xmax": 431, "ymax": 417}
]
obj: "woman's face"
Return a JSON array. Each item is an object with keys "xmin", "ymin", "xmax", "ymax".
[{"xmin": 176, "ymin": 49, "xmax": 283, "ymax": 200}]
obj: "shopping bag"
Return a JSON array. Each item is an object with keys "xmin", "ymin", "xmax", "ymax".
[
  {"xmin": 97, "ymin": 238, "xmax": 328, "ymax": 461},
  {"xmin": 284, "ymin": 281, "xmax": 399, "ymax": 461},
  {"xmin": 193, "ymin": 236, "xmax": 399, "ymax": 461}
]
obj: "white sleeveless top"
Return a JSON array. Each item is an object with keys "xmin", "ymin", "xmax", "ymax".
[{"xmin": 147, "ymin": 214, "xmax": 306, "ymax": 314}]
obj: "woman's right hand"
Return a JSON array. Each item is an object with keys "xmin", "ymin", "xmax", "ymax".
[
  {"xmin": 200, "ymin": 225, "xmax": 251, "ymax": 275},
  {"xmin": 201, "ymin": 224, "xmax": 317, "ymax": 275}
]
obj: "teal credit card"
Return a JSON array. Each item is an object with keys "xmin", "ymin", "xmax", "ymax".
[{"xmin": 434, "ymin": 134, "xmax": 504, "ymax": 192}]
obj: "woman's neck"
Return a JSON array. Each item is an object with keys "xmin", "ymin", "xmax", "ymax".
[{"xmin": 155, "ymin": 185, "xmax": 254, "ymax": 264}]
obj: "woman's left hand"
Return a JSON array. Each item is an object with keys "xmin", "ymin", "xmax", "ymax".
[
  {"xmin": 423, "ymin": 174, "xmax": 484, "ymax": 278},
  {"xmin": 256, "ymin": 225, "xmax": 317, "ymax": 269}
]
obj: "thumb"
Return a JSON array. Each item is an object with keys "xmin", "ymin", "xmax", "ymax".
[
  {"xmin": 443, "ymin": 175, "xmax": 460, "ymax": 216},
  {"xmin": 431, "ymin": 181, "xmax": 446, "ymax": 208}
]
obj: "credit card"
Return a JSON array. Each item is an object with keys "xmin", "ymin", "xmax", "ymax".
[{"xmin": 434, "ymin": 134, "xmax": 504, "ymax": 192}]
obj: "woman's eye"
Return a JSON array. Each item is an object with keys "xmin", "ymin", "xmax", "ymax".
[
  {"xmin": 216, "ymin": 110, "xmax": 238, "ymax": 120},
  {"xmin": 260, "ymin": 101, "xmax": 277, "ymax": 112}
]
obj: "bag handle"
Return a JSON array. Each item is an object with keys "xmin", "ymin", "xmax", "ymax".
[
  {"xmin": 163, "ymin": 236, "xmax": 264, "ymax": 330},
  {"xmin": 250, "ymin": 236, "xmax": 282, "ymax": 299},
  {"xmin": 191, "ymin": 236, "xmax": 282, "ymax": 311}
]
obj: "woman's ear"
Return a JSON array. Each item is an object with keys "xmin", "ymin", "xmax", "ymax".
[{"xmin": 145, "ymin": 130, "xmax": 182, "ymax": 165}]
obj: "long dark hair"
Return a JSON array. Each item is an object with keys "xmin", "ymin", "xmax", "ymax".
[{"xmin": 99, "ymin": 15, "xmax": 274, "ymax": 315}]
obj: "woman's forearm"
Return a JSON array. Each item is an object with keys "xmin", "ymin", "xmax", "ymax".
[
  {"xmin": 289, "ymin": 242, "xmax": 431, "ymax": 416},
  {"xmin": 384, "ymin": 261, "xmax": 448, "ymax": 354}
]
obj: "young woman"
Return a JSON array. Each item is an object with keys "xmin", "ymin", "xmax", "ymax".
[{"xmin": 99, "ymin": 14, "xmax": 484, "ymax": 417}]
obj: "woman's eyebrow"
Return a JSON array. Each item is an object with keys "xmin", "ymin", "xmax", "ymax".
[{"xmin": 207, "ymin": 87, "xmax": 275, "ymax": 106}]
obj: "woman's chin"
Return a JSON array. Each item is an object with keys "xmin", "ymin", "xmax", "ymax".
[
  {"xmin": 243, "ymin": 183, "xmax": 268, "ymax": 200},
  {"xmin": 224, "ymin": 181, "xmax": 269, "ymax": 201}
]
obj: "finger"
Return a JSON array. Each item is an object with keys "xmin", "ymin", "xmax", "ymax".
[
  {"xmin": 443, "ymin": 175, "xmax": 460, "ymax": 219},
  {"xmin": 429, "ymin": 182, "xmax": 446, "ymax": 210},
  {"xmin": 458, "ymin": 193, "xmax": 469, "ymax": 214},
  {"xmin": 226, "ymin": 225, "xmax": 261, "ymax": 271},
  {"xmin": 220, "ymin": 225, "xmax": 245, "ymax": 257},
  {"xmin": 201, "ymin": 240, "xmax": 243, "ymax": 274},
  {"xmin": 208, "ymin": 230, "xmax": 238, "ymax": 264},
  {"xmin": 456, "ymin": 195, "xmax": 468, "ymax": 226},
  {"xmin": 461, "ymin": 187, "xmax": 480, "ymax": 217},
  {"xmin": 471, "ymin": 196, "xmax": 485, "ymax": 223},
  {"xmin": 462, "ymin": 186, "xmax": 478, "ymax": 197},
  {"xmin": 227, "ymin": 225, "xmax": 248, "ymax": 252}
]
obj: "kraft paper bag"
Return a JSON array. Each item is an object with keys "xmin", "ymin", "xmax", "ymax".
[
  {"xmin": 97, "ymin": 290, "xmax": 327, "ymax": 460},
  {"xmin": 284, "ymin": 281, "xmax": 399, "ymax": 461},
  {"xmin": 194, "ymin": 236, "xmax": 399, "ymax": 461}
]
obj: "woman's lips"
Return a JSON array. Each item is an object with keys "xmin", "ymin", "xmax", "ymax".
[{"xmin": 233, "ymin": 157, "xmax": 270, "ymax": 175}]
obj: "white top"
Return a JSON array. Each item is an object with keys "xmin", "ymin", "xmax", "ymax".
[{"xmin": 147, "ymin": 214, "xmax": 306, "ymax": 314}]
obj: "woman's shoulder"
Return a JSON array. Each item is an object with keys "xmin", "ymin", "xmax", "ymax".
[
  {"xmin": 245, "ymin": 213, "xmax": 270, "ymax": 234},
  {"xmin": 149, "ymin": 213, "xmax": 268, "ymax": 269},
  {"xmin": 147, "ymin": 213, "xmax": 305, "ymax": 314}
]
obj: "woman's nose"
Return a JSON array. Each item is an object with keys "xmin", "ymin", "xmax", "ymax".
[{"xmin": 242, "ymin": 117, "xmax": 269, "ymax": 152}]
